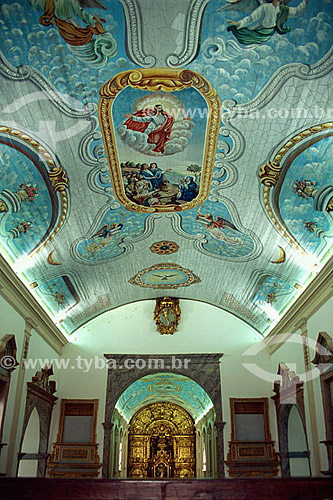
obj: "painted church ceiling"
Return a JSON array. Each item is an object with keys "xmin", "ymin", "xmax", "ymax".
[
  {"xmin": 0, "ymin": 0, "xmax": 332, "ymax": 337},
  {"xmin": 115, "ymin": 373, "xmax": 214, "ymax": 422}
]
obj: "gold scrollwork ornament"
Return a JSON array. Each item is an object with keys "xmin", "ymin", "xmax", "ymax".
[{"xmin": 154, "ymin": 297, "xmax": 181, "ymax": 335}]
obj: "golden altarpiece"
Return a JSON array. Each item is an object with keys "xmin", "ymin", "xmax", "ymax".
[{"xmin": 128, "ymin": 402, "xmax": 195, "ymax": 478}]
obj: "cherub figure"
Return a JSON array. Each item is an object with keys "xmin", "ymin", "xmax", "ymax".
[{"xmin": 218, "ymin": 0, "xmax": 310, "ymax": 45}]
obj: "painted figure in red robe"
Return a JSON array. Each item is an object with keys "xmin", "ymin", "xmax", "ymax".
[{"xmin": 123, "ymin": 104, "xmax": 190, "ymax": 154}]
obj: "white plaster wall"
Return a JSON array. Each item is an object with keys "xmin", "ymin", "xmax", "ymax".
[
  {"xmin": 307, "ymin": 295, "xmax": 333, "ymax": 473},
  {"xmin": 48, "ymin": 299, "xmax": 271, "ymax": 478},
  {"xmin": 1, "ymin": 292, "xmax": 332, "ymax": 478},
  {"xmin": 270, "ymin": 296, "xmax": 333, "ymax": 476},
  {"xmin": 0, "ymin": 294, "xmax": 60, "ymax": 476},
  {"xmin": 0, "ymin": 295, "xmax": 25, "ymax": 474},
  {"xmin": 17, "ymin": 407, "xmax": 40, "ymax": 477}
]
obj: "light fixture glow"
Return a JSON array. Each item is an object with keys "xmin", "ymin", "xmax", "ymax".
[
  {"xmin": 53, "ymin": 311, "xmax": 67, "ymax": 324},
  {"xmin": 297, "ymin": 253, "xmax": 321, "ymax": 272},
  {"xmin": 12, "ymin": 254, "xmax": 34, "ymax": 274},
  {"xmin": 260, "ymin": 303, "xmax": 280, "ymax": 323}
]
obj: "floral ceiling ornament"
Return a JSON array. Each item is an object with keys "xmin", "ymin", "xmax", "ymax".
[
  {"xmin": 150, "ymin": 240, "xmax": 179, "ymax": 255},
  {"xmin": 154, "ymin": 297, "xmax": 181, "ymax": 335}
]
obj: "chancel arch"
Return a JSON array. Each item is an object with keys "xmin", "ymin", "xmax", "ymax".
[
  {"xmin": 103, "ymin": 354, "xmax": 224, "ymax": 478},
  {"xmin": 107, "ymin": 370, "xmax": 220, "ymax": 478}
]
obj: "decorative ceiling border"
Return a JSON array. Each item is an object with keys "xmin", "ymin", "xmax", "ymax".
[
  {"xmin": 79, "ymin": 115, "xmax": 106, "ymax": 167},
  {"xmin": 218, "ymin": 48, "xmax": 333, "ymax": 175},
  {"xmin": 118, "ymin": 0, "xmax": 156, "ymax": 67},
  {"xmin": 166, "ymin": 0, "xmax": 210, "ymax": 68},
  {"xmin": 119, "ymin": 0, "xmax": 209, "ymax": 68},
  {"xmin": 265, "ymin": 257, "xmax": 333, "ymax": 354},
  {"xmin": 0, "ymin": 254, "xmax": 68, "ymax": 354},
  {"xmin": 258, "ymin": 122, "xmax": 333, "ymax": 253},
  {"xmin": 79, "ymin": 116, "xmax": 120, "ymax": 205},
  {"xmin": 213, "ymin": 157, "xmax": 238, "ymax": 191},
  {"xmin": 0, "ymin": 50, "xmax": 96, "ymax": 118},
  {"xmin": 0, "ymin": 126, "xmax": 70, "ymax": 256},
  {"xmin": 224, "ymin": 47, "xmax": 333, "ymax": 115},
  {"xmin": 218, "ymin": 119, "xmax": 246, "ymax": 162},
  {"xmin": 217, "ymin": 49, "xmax": 333, "ymax": 188}
]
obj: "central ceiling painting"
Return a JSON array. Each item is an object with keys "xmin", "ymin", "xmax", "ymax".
[
  {"xmin": 0, "ymin": 0, "xmax": 332, "ymax": 337},
  {"xmin": 98, "ymin": 69, "xmax": 221, "ymax": 212}
]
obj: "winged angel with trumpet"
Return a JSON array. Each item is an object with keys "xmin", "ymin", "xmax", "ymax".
[{"xmin": 219, "ymin": 0, "xmax": 310, "ymax": 45}]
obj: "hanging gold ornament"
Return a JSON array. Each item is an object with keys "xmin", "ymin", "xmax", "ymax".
[{"xmin": 154, "ymin": 297, "xmax": 181, "ymax": 335}]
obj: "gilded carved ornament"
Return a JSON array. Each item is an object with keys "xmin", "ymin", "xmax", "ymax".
[
  {"xmin": 128, "ymin": 402, "xmax": 195, "ymax": 478},
  {"xmin": 154, "ymin": 297, "xmax": 181, "ymax": 335}
]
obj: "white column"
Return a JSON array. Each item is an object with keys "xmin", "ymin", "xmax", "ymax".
[
  {"xmin": 5, "ymin": 319, "xmax": 33, "ymax": 476},
  {"xmin": 298, "ymin": 319, "xmax": 322, "ymax": 475}
]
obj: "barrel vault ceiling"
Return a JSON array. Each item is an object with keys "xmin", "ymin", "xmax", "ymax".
[{"xmin": 0, "ymin": 0, "xmax": 332, "ymax": 337}]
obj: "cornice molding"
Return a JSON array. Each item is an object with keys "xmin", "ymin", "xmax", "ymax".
[
  {"xmin": 265, "ymin": 257, "xmax": 333, "ymax": 354},
  {"xmin": 0, "ymin": 254, "xmax": 68, "ymax": 355}
]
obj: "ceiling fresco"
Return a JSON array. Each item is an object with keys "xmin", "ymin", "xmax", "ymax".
[
  {"xmin": 115, "ymin": 373, "xmax": 214, "ymax": 422},
  {"xmin": 0, "ymin": 0, "xmax": 332, "ymax": 337}
]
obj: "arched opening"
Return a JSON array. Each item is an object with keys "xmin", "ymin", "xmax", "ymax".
[
  {"xmin": 17, "ymin": 407, "xmax": 40, "ymax": 477},
  {"xmin": 288, "ymin": 406, "xmax": 311, "ymax": 477},
  {"xmin": 109, "ymin": 372, "xmax": 217, "ymax": 478}
]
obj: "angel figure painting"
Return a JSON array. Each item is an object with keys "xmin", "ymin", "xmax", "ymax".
[
  {"xmin": 219, "ymin": 0, "xmax": 310, "ymax": 45},
  {"xmin": 26, "ymin": 0, "xmax": 117, "ymax": 66}
]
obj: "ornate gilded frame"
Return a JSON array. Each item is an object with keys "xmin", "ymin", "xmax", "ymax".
[
  {"xmin": 127, "ymin": 402, "xmax": 195, "ymax": 478},
  {"xmin": 129, "ymin": 262, "xmax": 201, "ymax": 289},
  {"xmin": 0, "ymin": 126, "xmax": 69, "ymax": 255},
  {"xmin": 98, "ymin": 69, "xmax": 221, "ymax": 213},
  {"xmin": 258, "ymin": 122, "xmax": 333, "ymax": 252}
]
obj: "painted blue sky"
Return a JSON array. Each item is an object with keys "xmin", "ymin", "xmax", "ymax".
[
  {"xmin": 279, "ymin": 136, "xmax": 333, "ymax": 254},
  {"xmin": 0, "ymin": 0, "xmax": 128, "ymax": 105},
  {"xmin": 37, "ymin": 276, "xmax": 77, "ymax": 313},
  {"xmin": 116, "ymin": 373, "xmax": 213, "ymax": 421},
  {"xmin": 191, "ymin": 0, "xmax": 333, "ymax": 103},
  {"xmin": 181, "ymin": 199, "xmax": 256, "ymax": 259},
  {"xmin": 1, "ymin": 1, "xmax": 330, "ymax": 108},
  {"xmin": 0, "ymin": 143, "xmax": 53, "ymax": 256},
  {"xmin": 77, "ymin": 208, "xmax": 146, "ymax": 262}
]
